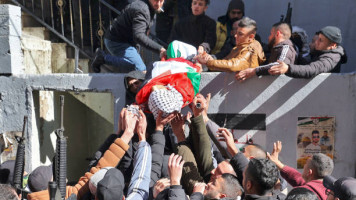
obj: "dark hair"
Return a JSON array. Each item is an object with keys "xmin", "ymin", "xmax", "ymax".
[
  {"xmin": 221, "ymin": 173, "xmax": 243, "ymax": 198},
  {"xmin": 312, "ymin": 130, "xmax": 319, "ymax": 135},
  {"xmin": 272, "ymin": 22, "xmax": 292, "ymax": 39},
  {"xmin": 310, "ymin": 153, "xmax": 334, "ymax": 178},
  {"xmin": 237, "ymin": 17, "xmax": 257, "ymax": 34},
  {"xmin": 0, "ymin": 184, "xmax": 19, "ymax": 200},
  {"xmin": 285, "ymin": 187, "xmax": 318, "ymax": 200},
  {"xmin": 245, "ymin": 159, "xmax": 279, "ymax": 195},
  {"xmin": 194, "ymin": 0, "xmax": 210, "ymax": 6}
]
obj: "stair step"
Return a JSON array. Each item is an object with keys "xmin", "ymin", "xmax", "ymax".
[
  {"xmin": 52, "ymin": 43, "xmax": 89, "ymax": 73},
  {"xmin": 21, "ymin": 34, "xmax": 52, "ymax": 74},
  {"xmin": 21, "ymin": 12, "xmax": 42, "ymax": 27},
  {"xmin": 23, "ymin": 27, "xmax": 50, "ymax": 40}
]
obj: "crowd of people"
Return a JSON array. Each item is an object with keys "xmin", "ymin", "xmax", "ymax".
[
  {"xmin": 1, "ymin": 93, "xmax": 356, "ymax": 200},
  {"xmin": 90, "ymin": 0, "xmax": 347, "ymax": 79},
  {"xmin": 0, "ymin": 0, "xmax": 354, "ymax": 200}
]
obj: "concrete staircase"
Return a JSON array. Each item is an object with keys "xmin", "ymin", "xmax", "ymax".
[{"xmin": 21, "ymin": 15, "xmax": 90, "ymax": 74}]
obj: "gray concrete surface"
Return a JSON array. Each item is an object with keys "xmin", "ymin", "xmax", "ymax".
[{"xmin": 0, "ymin": 4, "xmax": 23, "ymax": 74}]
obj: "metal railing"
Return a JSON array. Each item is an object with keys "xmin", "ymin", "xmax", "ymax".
[{"xmin": 9, "ymin": 0, "xmax": 165, "ymax": 73}]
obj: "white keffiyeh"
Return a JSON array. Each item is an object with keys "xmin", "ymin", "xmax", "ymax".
[{"xmin": 148, "ymin": 85, "xmax": 183, "ymax": 119}]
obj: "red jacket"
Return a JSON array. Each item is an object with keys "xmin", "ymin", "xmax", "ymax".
[{"xmin": 280, "ymin": 165, "xmax": 327, "ymax": 200}]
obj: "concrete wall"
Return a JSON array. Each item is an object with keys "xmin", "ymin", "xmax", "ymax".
[
  {"xmin": 0, "ymin": 73, "xmax": 356, "ymax": 179},
  {"xmin": 0, "ymin": 4, "xmax": 23, "ymax": 74},
  {"xmin": 0, "ymin": 74, "xmax": 125, "ymax": 177},
  {"xmin": 205, "ymin": 0, "xmax": 356, "ymax": 73}
]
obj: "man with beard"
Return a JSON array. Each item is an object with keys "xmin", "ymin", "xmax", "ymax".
[
  {"xmin": 236, "ymin": 22, "xmax": 296, "ymax": 81},
  {"xmin": 156, "ymin": 154, "xmax": 243, "ymax": 200},
  {"xmin": 268, "ymin": 26, "xmax": 347, "ymax": 78}
]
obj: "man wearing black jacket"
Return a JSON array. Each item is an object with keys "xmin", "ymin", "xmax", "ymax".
[
  {"xmin": 269, "ymin": 26, "xmax": 347, "ymax": 78},
  {"xmin": 168, "ymin": 0, "xmax": 216, "ymax": 54},
  {"xmin": 104, "ymin": 0, "xmax": 166, "ymax": 72}
]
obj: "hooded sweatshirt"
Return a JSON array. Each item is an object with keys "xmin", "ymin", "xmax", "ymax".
[
  {"xmin": 286, "ymin": 45, "xmax": 347, "ymax": 78},
  {"xmin": 124, "ymin": 70, "xmax": 145, "ymax": 105}
]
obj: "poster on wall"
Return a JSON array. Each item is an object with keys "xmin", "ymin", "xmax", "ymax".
[{"xmin": 296, "ymin": 117, "xmax": 335, "ymax": 169}]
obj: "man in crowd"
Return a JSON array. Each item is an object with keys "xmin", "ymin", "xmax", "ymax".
[
  {"xmin": 168, "ymin": 0, "xmax": 216, "ymax": 54},
  {"xmin": 323, "ymin": 175, "xmax": 356, "ymax": 200},
  {"xmin": 236, "ymin": 22, "xmax": 297, "ymax": 81},
  {"xmin": 92, "ymin": 0, "xmax": 167, "ymax": 73},
  {"xmin": 211, "ymin": 0, "xmax": 245, "ymax": 55},
  {"xmin": 196, "ymin": 17, "xmax": 265, "ymax": 72},
  {"xmin": 213, "ymin": 18, "xmax": 239, "ymax": 60},
  {"xmin": 124, "ymin": 71, "xmax": 145, "ymax": 105},
  {"xmin": 268, "ymin": 141, "xmax": 334, "ymax": 200},
  {"xmin": 243, "ymin": 158, "xmax": 279, "ymax": 200},
  {"xmin": 268, "ymin": 26, "xmax": 347, "ymax": 78},
  {"xmin": 156, "ymin": 153, "xmax": 243, "ymax": 199}
]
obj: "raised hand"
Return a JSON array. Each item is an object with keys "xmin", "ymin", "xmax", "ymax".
[
  {"xmin": 136, "ymin": 109, "xmax": 147, "ymax": 141},
  {"xmin": 203, "ymin": 93, "xmax": 211, "ymax": 123},
  {"xmin": 171, "ymin": 113, "xmax": 186, "ymax": 143},
  {"xmin": 156, "ymin": 111, "xmax": 176, "ymax": 131},
  {"xmin": 153, "ymin": 178, "xmax": 171, "ymax": 199},
  {"xmin": 191, "ymin": 94, "xmax": 208, "ymax": 117},
  {"xmin": 120, "ymin": 109, "xmax": 138, "ymax": 144},
  {"xmin": 267, "ymin": 141, "xmax": 284, "ymax": 169},
  {"xmin": 168, "ymin": 153, "xmax": 185, "ymax": 186},
  {"xmin": 117, "ymin": 107, "xmax": 126, "ymax": 134},
  {"xmin": 217, "ymin": 128, "xmax": 238, "ymax": 156},
  {"xmin": 123, "ymin": 109, "xmax": 138, "ymax": 133},
  {"xmin": 193, "ymin": 182, "xmax": 206, "ymax": 194}
]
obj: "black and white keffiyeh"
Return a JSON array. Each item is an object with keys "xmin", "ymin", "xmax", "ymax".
[{"xmin": 148, "ymin": 84, "xmax": 183, "ymax": 119}]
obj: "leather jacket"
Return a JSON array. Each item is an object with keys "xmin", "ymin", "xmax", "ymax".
[{"xmin": 206, "ymin": 39, "xmax": 266, "ymax": 72}]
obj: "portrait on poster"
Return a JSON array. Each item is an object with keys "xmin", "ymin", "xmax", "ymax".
[{"xmin": 296, "ymin": 117, "xmax": 335, "ymax": 169}]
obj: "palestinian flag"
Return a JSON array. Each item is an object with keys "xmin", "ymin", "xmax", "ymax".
[
  {"xmin": 136, "ymin": 58, "xmax": 201, "ymax": 108},
  {"xmin": 166, "ymin": 40, "xmax": 197, "ymax": 60}
]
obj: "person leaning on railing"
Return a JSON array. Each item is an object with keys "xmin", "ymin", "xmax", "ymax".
[{"xmin": 268, "ymin": 26, "xmax": 348, "ymax": 78}]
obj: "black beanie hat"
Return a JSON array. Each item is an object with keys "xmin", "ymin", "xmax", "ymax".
[
  {"xmin": 320, "ymin": 26, "xmax": 342, "ymax": 44},
  {"xmin": 228, "ymin": 0, "xmax": 245, "ymax": 15}
]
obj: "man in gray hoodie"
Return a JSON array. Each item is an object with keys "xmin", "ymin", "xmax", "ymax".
[{"xmin": 268, "ymin": 26, "xmax": 347, "ymax": 78}]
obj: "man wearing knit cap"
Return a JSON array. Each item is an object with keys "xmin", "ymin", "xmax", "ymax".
[
  {"xmin": 211, "ymin": 0, "xmax": 245, "ymax": 55},
  {"xmin": 269, "ymin": 26, "xmax": 348, "ymax": 78}
]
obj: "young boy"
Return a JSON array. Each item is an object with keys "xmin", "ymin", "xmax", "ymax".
[{"xmin": 168, "ymin": 0, "xmax": 216, "ymax": 54}]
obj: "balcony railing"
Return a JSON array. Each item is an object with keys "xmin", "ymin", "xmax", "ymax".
[{"xmin": 9, "ymin": 0, "xmax": 165, "ymax": 73}]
